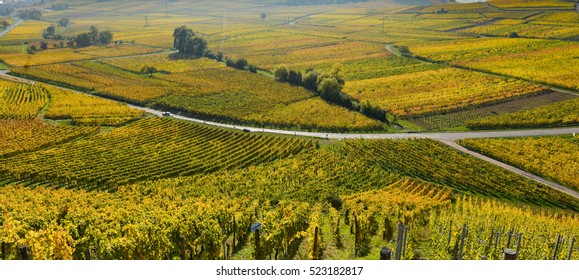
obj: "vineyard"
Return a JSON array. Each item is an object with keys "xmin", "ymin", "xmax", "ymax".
[
  {"xmin": 0, "ymin": 119, "xmax": 98, "ymax": 158},
  {"xmin": 406, "ymin": 91, "xmax": 576, "ymax": 131},
  {"xmin": 343, "ymin": 67, "xmax": 547, "ymax": 117},
  {"xmin": 410, "ymin": 38, "xmax": 579, "ymax": 91},
  {"xmin": 466, "ymin": 97, "xmax": 579, "ymax": 129},
  {"xmin": 1, "ymin": 0, "xmax": 578, "ymax": 262},
  {"xmin": 0, "ymin": 117, "xmax": 317, "ymax": 189},
  {"xmin": 44, "ymin": 85, "xmax": 144, "ymax": 126},
  {"xmin": 459, "ymin": 137, "xmax": 579, "ymax": 192},
  {"xmin": 1, "ymin": 179, "xmax": 577, "ymax": 260},
  {"xmin": 1, "ymin": 44, "xmax": 162, "ymax": 67},
  {"xmin": 338, "ymin": 139, "xmax": 579, "ymax": 211},
  {"xmin": 0, "ymin": 83, "xmax": 48, "ymax": 119}
]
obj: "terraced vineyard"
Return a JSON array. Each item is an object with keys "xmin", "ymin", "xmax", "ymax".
[{"xmin": 0, "ymin": 118, "xmax": 316, "ymax": 189}]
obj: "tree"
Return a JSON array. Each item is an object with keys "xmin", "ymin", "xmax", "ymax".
[
  {"xmin": 260, "ymin": 13, "xmax": 267, "ymax": 20},
  {"xmin": 44, "ymin": 24, "xmax": 56, "ymax": 38},
  {"xmin": 40, "ymin": 41, "xmax": 48, "ymax": 50},
  {"xmin": 29, "ymin": 45, "xmax": 37, "ymax": 52},
  {"xmin": 88, "ymin": 26, "xmax": 99, "ymax": 44},
  {"xmin": 273, "ymin": 65, "xmax": 289, "ymax": 82},
  {"xmin": 173, "ymin": 25, "xmax": 207, "ymax": 56},
  {"xmin": 509, "ymin": 32, "xmax": 519, "ymax": 38},
  {"xmin": 98, "ymin": 31, "xmax": 113, "ymax": 44},
  {"xmin": 140, "ymin": 65, "xmax": 158, "ymax": 77},
  {"xmin": 184, "ymin": 37, "xmax": 207, "ymax": 56},
  {"xmin": 0, "ymin": 21, "xmax": 9, "ymax": 29},
  {"xmin": 234, "ymin": 58, "xmax": 248, "ymax": 70},
  {"xmin": 317, "ymin": 77, "xmax": 343, "ymax": 104},
  {"xmin": 75, "ymin": 33, "xmax": 92, "ymax": 47},
  {"xmin": 302, "ymin": 70, "xmax": 319, "ymax": 90},
  {"xmin": 288, "ymin": 69, "xmax": 302, "ymax": 85},
  {"xmin": 59, "ymin": 18, "xmax": 70, "ymax": 27},
  {"xmin": 173, "ymin": 25, "xmax": 195, "ymax": 52}
]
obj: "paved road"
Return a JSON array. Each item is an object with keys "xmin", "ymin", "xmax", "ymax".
[
  {"xmin": 2, "ymin": 70, "xmax": 579, "ymax": 201},
  {"xmin": 440, "ymin": 139, "xmax": 579, "ymax": 200},
  {"xmin": 0, "ymin": 19, "xmax": 23, "ymax": 38}
]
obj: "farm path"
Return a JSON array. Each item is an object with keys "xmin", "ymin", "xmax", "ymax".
[{"xmin": 0, "ymin": 19, "xmax": 23, "ymax": 38}]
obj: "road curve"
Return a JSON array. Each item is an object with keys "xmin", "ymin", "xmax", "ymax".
[
  {"xmin": 439, "ymin": 139, "xmax": 579, "ymax": 200},
  {"xmin": 1, "ymin": 70, "xmax": 578, "ymax": 141},
  {"xmin": 2, "ymin": 70, "xmax": 579, "ymax": 201}
]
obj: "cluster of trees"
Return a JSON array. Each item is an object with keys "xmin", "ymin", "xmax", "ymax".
[
  {"xmin": 173, "ymin": 26, "xmax": 207, "ymax": 56},
  {"xmin": 75, "ymin": 26, "xmax": 113, "ymax": 47},
  {"xmin": 1, "ymin": 20, "xmax": 9, "ymax": 29},
  {"xmin": 172, "ymin": 26, "xmax": 260, "ymax": 73},
  {"xmin": 18, "ymin": 9, "xmax": 41, "ymax": 20},
  {"xmin": 42, "ymin": 19, "xmax": 70, "ymax": 39},
  {"xmin": 273, "ymin": 64, "xmax": 388, "ymax": 122}
]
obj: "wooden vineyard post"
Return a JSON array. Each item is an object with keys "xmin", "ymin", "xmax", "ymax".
[
  {"xmin": 254, "ymin": 228, "xmax": 261, "ymax": 260},
  {"xmin": 503, "ymin": 249, "xmax": 517, "ymax": 260},
  {"xmin": 567, "ymin": 236, "xmax": 576, "ymax": 260},
  {"xmin": 1, "ymin": 242, "xmax": 5, "ymax": 260},
  {"xmin": 19, "ymin": 245, "xmax": 29, "ymax": 260},
  {"xmin": 553, "ymin": 234, "xmax": 561, "ymax": 260},
  {"xmin": 85, "ymin": 248, "xmax": 91, "ymax": 260},
  {"xmin": 232, "ymin": 217, "xmax": 236, "ymax": 252},
  {"xmin": 395, "ymin": 223, "xmax": 404, "ymax": 260},
  {"xmin": 515, "ymin": 233, "xmax": 523, "ymax": 260},
  {"xmin": 312, "ymin": 226, "xmax": 319, "ymax": 260},
  {"xmin": 380, "ymin": 246, "xmax": 391, "ymax": 260},
  {"xmin": 458, "ymin": 224, "xmax": 468, "ymax": 260}
]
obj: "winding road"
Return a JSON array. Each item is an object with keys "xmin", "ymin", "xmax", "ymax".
[{"xmin": 0, "ymin": 52, "xmax": 578, "ymax": 200}]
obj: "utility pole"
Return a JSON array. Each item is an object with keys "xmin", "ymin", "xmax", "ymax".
[
  {"xmin": 382, "ymin": 16, "xmax": 385, "ymax": 34},
  {"xmin": 144, "ymin": 16, "xmax": 148, "ymax": 27},
  {"xmin": 165, "ymin": 0, "xmax": 168, "ymax": 18}
]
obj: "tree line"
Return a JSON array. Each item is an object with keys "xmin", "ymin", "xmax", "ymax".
[
  {"xmin": 273, "ymin": 64, "xmax": 389, "ymax": 123},
  {"xmin": 170, "ymin": 25, "xmax": 388, "ymax": 124}
]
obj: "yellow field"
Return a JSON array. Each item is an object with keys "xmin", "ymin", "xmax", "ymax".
[
  {"xmin": 0, "ymin": 20, "xmax": 47, "ymax": 44},
  {"xmin": 103, "ymin": 55, "xmax": 226, "ymax": 73},
  {"xmin": 460, "ymin": 137, "xmax": 579, "ymax": 191},
  {"xmin": 44, "ymin": 85, "xmax": 144, "ymax": 126},
  {"xmin": 2, "ymin": 44, "xmax": 162, "ymax": 67},
  {"xmin": 246, "ymin": 98, "xmax": 384, "ymax": 131},
  {"xmin": 489, "ymin": 0, "xmax": 573, "ymax": 9},
  {"xmin": 343, "ymin": 67, "xmax": 546, "ymax": 116}
]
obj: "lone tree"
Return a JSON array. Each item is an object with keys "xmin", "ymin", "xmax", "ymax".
[
  {"xmin": 173, "ymin": 25, "xmax": 207, "ymax": 56},
  {"xmin": 260, "ymin": 12, "xmax": 267, "ymax": 20},
  {"xmin": 140, "ymin": 65, "xmax": 158, "ymax": 77},
  {"xmin": 58, "ymin": 18, "xmax": 70, "ymax": 27}
]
